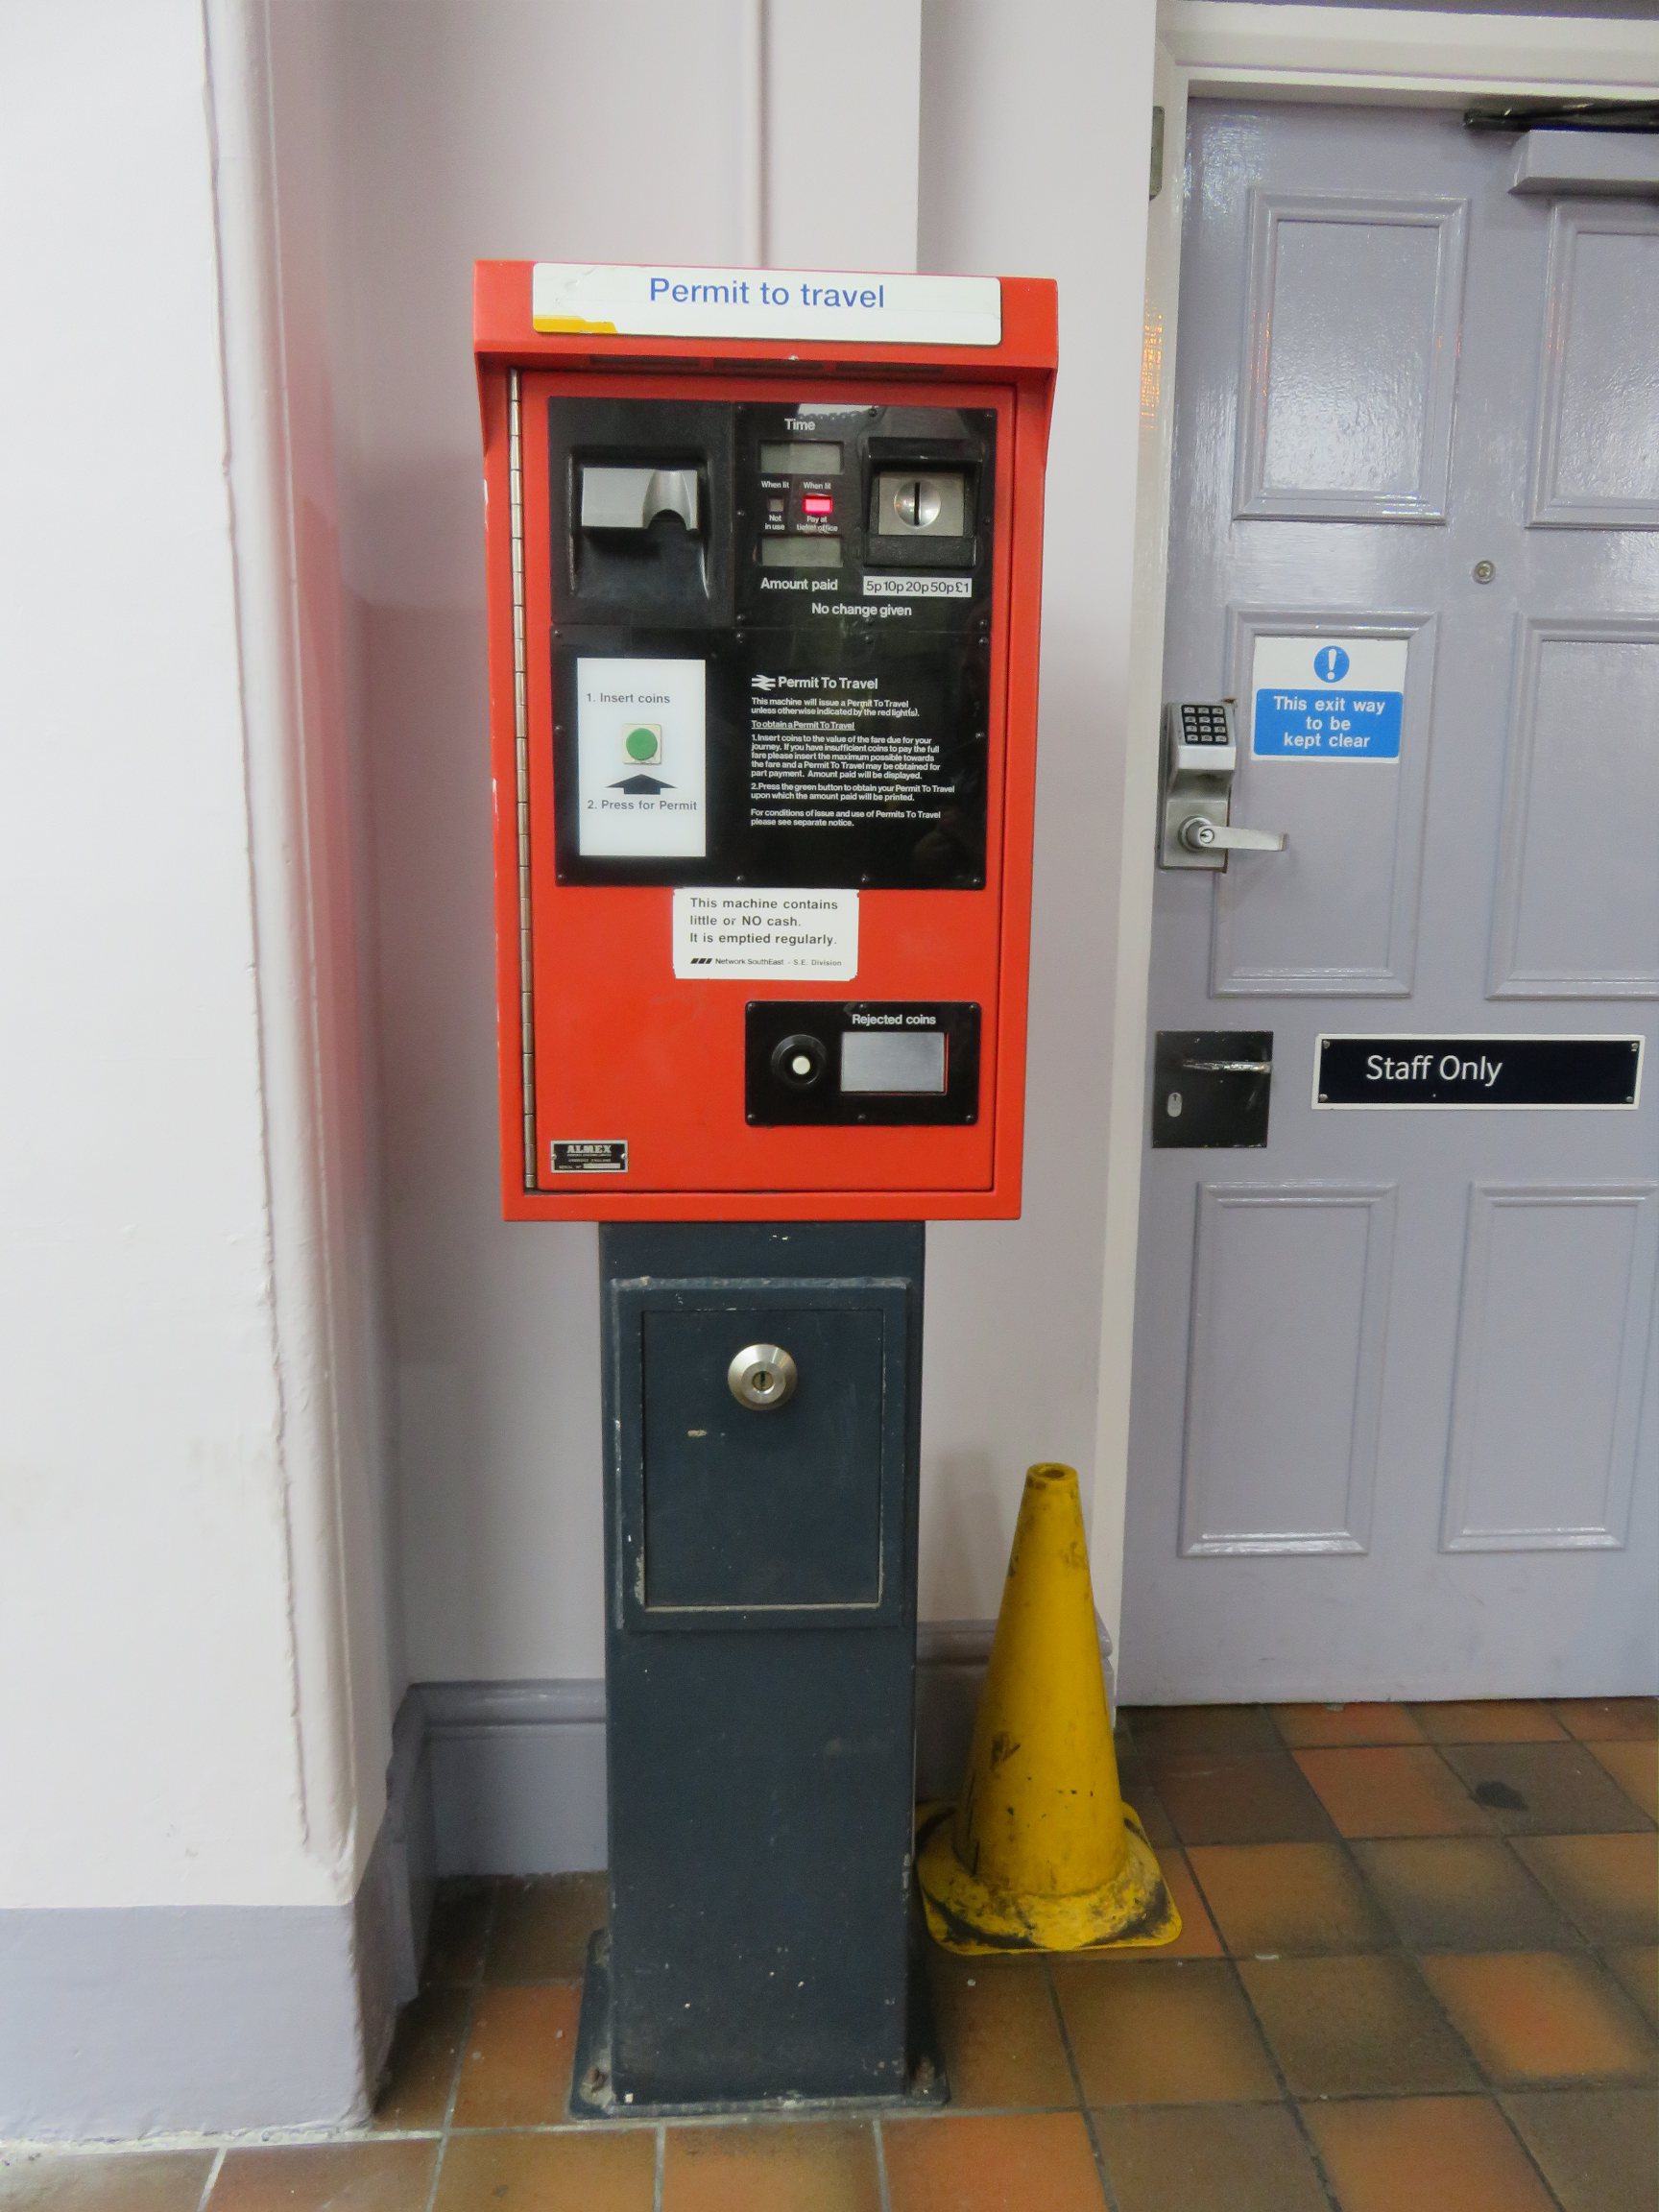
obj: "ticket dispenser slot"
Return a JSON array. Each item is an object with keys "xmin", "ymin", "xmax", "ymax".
[{"xmin": 553, "ymin": 399, "xmax": 734, "ymax": 628}]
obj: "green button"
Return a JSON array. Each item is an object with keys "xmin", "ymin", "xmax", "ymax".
[{"xmin": 624, "ymin": 726, "xmax": 660, "ymax": 762}]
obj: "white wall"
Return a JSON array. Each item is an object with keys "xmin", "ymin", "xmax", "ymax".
[
  {"xmin": 917, "ymin": 0, "xmax": 1159, "ymax": 1631},
  {"xmin": 0, "ymin": 0, "xmax": 389, "ymax": 1909},
  {"xmin": 331, "ymin": 1, "xmax": 760, "ymax": 1685},
  {"xmin": 323, "ymin": 0, "xmax": 1159, "ymax": 1685}
]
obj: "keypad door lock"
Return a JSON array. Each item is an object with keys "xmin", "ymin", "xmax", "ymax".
[{"xmin": 1159, "ymin": 701, "xmax": 1287, "ymax": 871}]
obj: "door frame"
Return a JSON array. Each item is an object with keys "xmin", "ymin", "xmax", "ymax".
[{"xmin": 1091, "ymin": 0, "xmax": 1659, "ymax": 1650}]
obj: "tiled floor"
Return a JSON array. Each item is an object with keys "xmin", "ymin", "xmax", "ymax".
[{"xmin": 3, "ymin": 1699, "xmax": 1653, "ymax": 2210}]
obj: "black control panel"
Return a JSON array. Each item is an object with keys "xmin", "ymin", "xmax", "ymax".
[
  {"xmin": 745, "ymin": 1002, "xmax": 981, "ymax": 1125},
  {"xmin": 547, "ymin": 397, "xmax": 996, "ymax": 890}
]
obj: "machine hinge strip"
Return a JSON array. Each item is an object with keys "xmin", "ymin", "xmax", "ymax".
[{"xmin": 509, "ymin": 370, "xmax": 537, "ymax": 1190}]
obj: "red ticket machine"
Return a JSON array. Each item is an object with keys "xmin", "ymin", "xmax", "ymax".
[
  {"xmin": 475, "ymin": 261, "xmax": 1056, "ymax": 2111},
  {"xmin": 476, "ymin": 261, "xmax": 1054, "ymax": 1219}
]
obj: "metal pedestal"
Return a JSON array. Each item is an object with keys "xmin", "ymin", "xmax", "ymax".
[{"xmin": 575, "ymin": 1222, "xmax": 940, "ymax": 2113}]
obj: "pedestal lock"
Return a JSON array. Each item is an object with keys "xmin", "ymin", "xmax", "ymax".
[
  {"xmin": 1159, "ymin": 701, "xmax": 1286, "ymax": 870},
  {"xmin": 727, "ymin": 1342, "xmax": 799, "ymax": 1410}
]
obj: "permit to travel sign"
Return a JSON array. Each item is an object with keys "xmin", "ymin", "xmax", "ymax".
[
  {"xmin": 1252, "ymin": 636, "xmax": 1407, "ymax": 759},
  {"xmin": 531, "ymin": 263, "xmax": 1002, "ymax": 347}
]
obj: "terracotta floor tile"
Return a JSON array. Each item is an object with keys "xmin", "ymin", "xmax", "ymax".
[
  {"xmin": 1292, "ymin": 1745, "xmax": 1490, "ymax": 1838},
  {"xmin": 424, "ymin": 1879, "xmax": 494, "ymax": 1984},
  {"xmin": 1238, "ymin": 1953, "xmax": 1478, "ymax": 2096},
  {"xmin": 485, "ymin": 1872, "xmax": 607, "ymax": 1983},
  {"xmin": 1551, "ymin": 1696, "xmax": 1659, "ymax": 1743},
  {"xmin": 926, "ymin": 1955, "xmax": 1073, "ymax": 2106},
  {"xmin": 1440, "ymin": 1742, "xmax": 1652, "ymax": 1834},
  {"xmin": 451, "ymin": 1983, "xmax": 580, "ymax": 2127},
  {"xmin": 1146, "ymin": 1752, "xmax": 1335, "ymax": 1844},
  {"xmin": 1512, "ymin": 1833, "xmax": 1658, "ymax": 1946},
  {"xmin": 1114, "ymin": 1763, "xmax": 1175, "ymax": 1847},
  {"xmin": 373, "ymin": 1984, "xmax": 469, "ymax": 2128},
  {"xmin": 1272, "ymin": 1701, "xmax": 1425, "ymax": 1747},
  {"xmin": 1303, "ymin": 2096, "xmax": 1556, "ymax": 2212},
  {"xmin": 1052, "ymin": 1847, "xmax": 1222, "ymax": 1963},
  {"xmin": 1094, "ymin": 2103, "xmax": 1327, "ymax": 2212},
  {"xmin": 1505, "ymin": 2087, "xmax": 1659, "ymax": 2212},
  {"xmin": 1352, "ymin": 1838, "xmax": 1577, "ymax": 1952},
  {"xmin": 1188, "ymin": 1840, "xmax": 1391, "ymax": 1955},
  {"xmin": 1421, "ymin": 1950, "xmax": 1658, "ymax": 2084},
  {"xmin": 0, "ymin": 2152, "xmax": 214, "ymax": 2211},
  {"xmin": 1588, "ymin": 1737, "xmax": 1659, "ymax": 1820},
  {"xmin": 1605, "ymin": 1944, "xmax": 1659, "ymax": 2029},
  {"xmin": 1121, "ymin": 1704, "xmax": 1279, "ymax": 1756},
  {"xmin": 433, "ymin": 2128, "xmax": 655, "ymax": 2212},
  {"xmin": 1409, "ymin": 1699, "xmax": 1569, "ymax": 1743},
  {"xmin": 662, "ymin": 2121, "xmax": 880, "ymax": 2212},
  {"xmin": 1052, "ymin": 1958, "xmax": 1278, "ymax": 2104},
  {"xmin": 881, "ymin": 2112, "xmax": 1105, "ymax": 2212},
  {"xmin": 209, "ymin": 2141, "xmax": 439, "ymax": 2211}
]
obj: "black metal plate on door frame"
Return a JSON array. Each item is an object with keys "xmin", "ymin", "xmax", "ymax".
[
  {"xmin": 1153, "ymin": 1030, "xmax": 1273, "ymax": 1148},
  {"xmin": 1315, "ymin": 1034, "xmax": 1644, "ymax": 1109}
]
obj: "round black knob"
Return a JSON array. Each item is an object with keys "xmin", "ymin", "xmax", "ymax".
[{"xmin": 771, "ymin": 1033, "xmax": 829, "ymax": 1090}]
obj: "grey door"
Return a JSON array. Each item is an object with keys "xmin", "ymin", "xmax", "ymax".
[{"xmin": 1122, "ymin": 102, "xmax": 1659, "ymax": 1702}]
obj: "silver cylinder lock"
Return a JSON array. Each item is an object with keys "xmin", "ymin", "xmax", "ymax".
[{"xmin": 727, "ymin": 1343, "xmax": 798, "ymax": 1411}]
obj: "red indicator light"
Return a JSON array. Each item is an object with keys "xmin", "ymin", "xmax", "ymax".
[{"xmin": 802, "ymin": 495, "xmax": 834, "ymax": 516}]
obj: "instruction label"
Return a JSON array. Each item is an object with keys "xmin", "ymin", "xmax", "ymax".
[
  {"xmin": 1251, "ymin": 637, "xmax": 1407, "ymax": 760},
  {"xmin": 672, "ymin": 888, "xmax": 858, "ymax": 979},
  {"xmin": 747, "ymin": 672, "xmax": 954, "ymax": 833},
  {"xmin": 576, "ymin": 657, "xmax": 707, "ymax": 855}
]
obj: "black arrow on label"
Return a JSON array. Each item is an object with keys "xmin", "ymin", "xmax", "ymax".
[{"xmin": 610, "ymin": 773, "xmax": 674, "ymax": 794}]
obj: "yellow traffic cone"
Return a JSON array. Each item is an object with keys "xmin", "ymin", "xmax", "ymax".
[{"xmin": 917, "ymin": 1463, "xmax": 1180, "ymax": 1955}]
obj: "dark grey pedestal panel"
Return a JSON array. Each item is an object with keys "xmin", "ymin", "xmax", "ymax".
[{"xmin": 595, "ymin": 1221, "xmax": 925, "ymax": 2108}]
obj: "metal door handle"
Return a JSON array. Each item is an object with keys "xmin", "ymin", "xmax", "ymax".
[
  {"xmin": 1179, "ymin": 817, "xmax": 1286, "ymax": 854},
  {"xmin": 728, "ymin": 1343, "xmax": 798, "ymax": 1411},
  {"xmin": 1180, "ymin": 1058, "xmax": 1273, "ymax": 1074}
]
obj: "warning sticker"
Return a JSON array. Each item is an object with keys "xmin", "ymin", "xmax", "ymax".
[
  {"xmin": 672, "ymin": 888, "xmax": 858, "ymax": 979},
  {"xmin": 1250, "ymin": 637, "xmax": 1407, "ymax": 760}
]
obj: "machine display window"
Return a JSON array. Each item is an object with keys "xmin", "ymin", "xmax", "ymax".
[
  {"xmin": 758, "ymin": 536, "xmax": 841, "ymax": 568},
  {"xmin": 757, "ymin": 440, "xmax": 844, "ymax": 473},
  {"xmin": 839, "ymin": 1031, "xmax": 948, "ymax": 1094}
]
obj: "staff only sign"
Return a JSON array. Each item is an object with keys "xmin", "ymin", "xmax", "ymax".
[
  {"xmin": 1251, "ymin": 636, "xmax": 1407, "ymax": 759},
  {"xmin": 1314, "ymin": 1034, "xmax": 1644, "ymax": 1109}
]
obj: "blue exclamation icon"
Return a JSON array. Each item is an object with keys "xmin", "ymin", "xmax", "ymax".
[{"xmin": 1314, "ymin": 645, "xmax": 1351, "ymax": 685}]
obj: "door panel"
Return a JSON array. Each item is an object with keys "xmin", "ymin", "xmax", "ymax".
[
  {"xmin": 1238, "ymin": 194, "xmax": 1466, "ymax": 519},
  {"xmin": 1441, "ymin": 1184, "xmax": 1658, "ymax": 1553},
  {"xmin": 1489, "ymin": 620, "xmax": 1659, "ymax": 996},
  {"xmin": 1124, "ymin": 103, "xmax": 1659, "ymax": 1702},
  {"xmin": 1531, "ymin": 208, "xmax": 1659, "ymax": 524},
  {"xmin": 1214, "ymin": 608, "xmax": 1436, "ymax": 993},
  {"xmin": 1179, "ymin": 1183, "xmax": 1394, "ymax": 1557}
]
